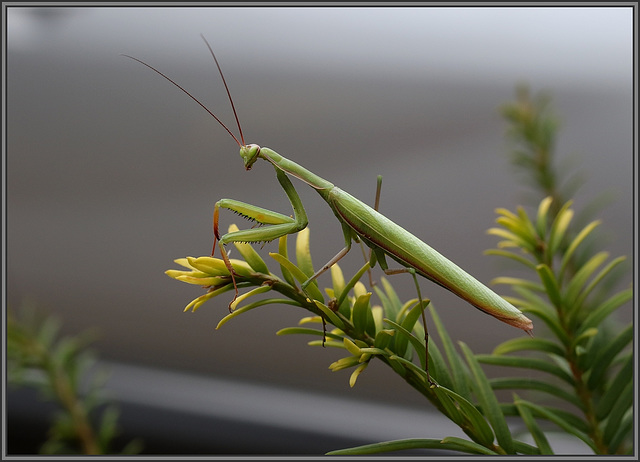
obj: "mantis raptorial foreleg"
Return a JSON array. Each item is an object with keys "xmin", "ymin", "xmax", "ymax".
[{"xmin": 213, "ymin": 166, "xmax": 308, "ymax": 308}]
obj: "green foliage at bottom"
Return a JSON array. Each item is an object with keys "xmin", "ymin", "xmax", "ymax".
[{"xmin": 7, "ymin": 303, "xmax": 142, "ymax": 455}]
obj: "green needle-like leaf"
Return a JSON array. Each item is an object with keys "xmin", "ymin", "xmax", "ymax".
[
  {"xmin": 174, "ymin": 274, "xmax": 228, "ymax": 286},
  {"xmin": 185, "ymin": 256, "xmax": 230, "ymax": 275},
  {"xmin": 309, "ymin": 339, "xmax": 345, "ymax": 349},
  {"xmin": 388, "ymin": 354, "xmax": 431, "ymax": 386},
  {"xmin": 436, "ymin": 386, "xmax": 495, "ymax": 447},
  {"xmin": 572, "ymin": 256, "xmax": 626, "ymax": 315},
  {"xmin": 277, "ymin": 235, "xmax": 296, "ymax": 287},
  {"xmin": 268, "ymin": 252, "xmax": 324, "ymax": 302},
  {"xmin": 424, "ymin": 339, "xmax": 448, "ymax": 389},
  {"xmin": 359, "ymin": 347, "xmax": 388, "ymax": 356},
  {"xmin": 484, "ymin": 249, "xmax": 537, "ymax": 269},
  {"xmin": 536, "ymin": 264, "xmax": 563, "ymax": 310},
  {"xmin": 326, "ymin": 438, "xmax": 478, "ymax": 455},
  {"xmin": 516, "ymin": 205, "xmax": 539, "ymax": 240},
  {"xmin": 330, "ymin": 264, "xmax": 350, "ymax": 317},
  {"xmin": 431, "ymin": 386, "xmax": 465, "ymax": 426},
  {"xmin": 385, "ymin": 322, "xmax": 446, "ymax": 387},
  {"xmin": 558, "ymin": 219, "xmax": 601, "ymax": 281},
  {"xmin": 276, "ymin": 327, "xmax": 343, "ymax": 341},
  {"xmin": 381, "ymin": 277, "xmax": 403, "ymax": 313},
  {"xmin": 229, "ymin": 285, "xmax": 272, "ymax": 311},
  {"xmin": 440, "ymin": 437, "xmax": 499, "ymax": 455},
  {"xmin": 395, "ymin": 300, "xmax": 425, "ymax": 359},
  {"xmin": 487, "ymin": 228, "xmax": 535, "ymax": 252},
  {"xmin": 217, "ymin": 298, "xmax": 299, "ymax": 329},
  {"xmin": 343, "ymin": 337, "xmax": 362, "ymax": 356},
  {"xmin": 229, "ymin": 224, "xmax": 270, "ymax": 274},
  {"xmin": 513, "ymin": 399, "xmax": 596, "ymax": 452},
  {"xmin": 512, "ymin": 439, "xmax": 542, "ymax": 455},
  {"xmin": 563, "ymin": 251, "xmax": 610, "ymax": 311},
  {"xmin": 494, "ymin": 207, "xmax": 519, "ymax": 222},
  {"xmin": 184, "ymin": 284, "xmax": 236, "ymax": 312},
  {"xmin": 490, "ymin": 377, "xmax": 583, "ymax": 410},
  {"xmin": 535, "ymin": 196, "xmax": 554, "ymax": 238},
  {"xmin": 595, "ymin": 353, "xmax": 633, "ymax": 420},
  {"xmin": 352, "ymin": 292, "xmax": 372, "ymax": 336},
  {"xmin": 349, "ymin": 362, "xmax": 368, "ymax": 387},
  {"xmin": 607, "ymin": 407, "xmax": 633, "ymax": 453},
  {"xmin": 476, "ymin": 354, "xmax": 574, "ymax": 385},
  {"xmin": 329, "ymin": 355, "xmax": 360, "ymax": 371},
  {"xmin": 603, "ymin": 380, "xmax": 632, "ymax": 444},
  {"xmin": 373, "ymin": 277, "xmax": 403, "ymax": 321},
  {"xmin": 313, "ymin": 300, "xmax": 345, "ymax": 330},
  {"xmin": 373, "ymin": 328, "xmax": 394, "ymax": 350},
  {"xmin": 547, "ymin": 201, "xmax": 573, "ymax": 259},
  {"xmin": 383, "ymin": 319, "xmax": 426, "ymax": 372},
  {"xmin": 491, "ymin": 277, "xmax": 545, "ymax": 292},
  {"xmin": 577, "ymin": 288, "xmax": 632, "ymax": 336},
  {"xmin": 493, "ymin": 337, "xmax": 564, "ymax": 357},
  {"xmin": 586, "ymin": 323, "xmax": 632, "ymax": 389},
  {"xmin": 430, "ymin": 305, "xmax": 470, "ymax": 400},
  {"xmin": 505, "ymin": 403, "xmax": 590, "ymax": 434},
  {"xmin": 295, "ymin": 227, "xmax": 315, "ymax": 279},
  {"xmin": 330, "ymin": 264, "xmax": 345, "ymax": 297},
  {"xmin": 460, "ymin": 342, "xmax": 514, "ymax": 454},
  {"xmin": 495, "ymin": 215, "xmax": 537, "ymax": 249},
  {"xmin": 514, "ymin": 394, "xmax": 554, "ymax": 454},
  {"xmin": 571, "ymin": 327, "xmax": 598, "ymax": 352}
]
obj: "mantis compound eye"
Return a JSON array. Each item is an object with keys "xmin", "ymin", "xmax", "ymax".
[{"xmin": 240, "ymin": 144, "xmax": 261, "ymax": 170}]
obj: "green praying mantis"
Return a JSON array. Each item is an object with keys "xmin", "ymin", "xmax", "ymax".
[{"xmin": 124, "ymin": 36, "xmax": 533, "ymax": 384}]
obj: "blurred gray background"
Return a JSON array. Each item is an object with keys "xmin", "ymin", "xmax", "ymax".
[{"xmin": 6, "ymin": 5, "xmax": 634, "ymax": 454}]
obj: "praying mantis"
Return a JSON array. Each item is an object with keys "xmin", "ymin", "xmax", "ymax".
[{"xmin": 124, "ymin": 36, "xmax": 533, "ymax": 384}]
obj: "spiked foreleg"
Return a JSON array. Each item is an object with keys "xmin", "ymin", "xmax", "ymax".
[{"xmin": 212, "ymin": 166, "xmax": 309, "ymax": 309}]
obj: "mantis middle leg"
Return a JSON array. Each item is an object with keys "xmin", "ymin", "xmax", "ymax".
[{"xmin": 301, "ymin": 175, "xmax": 384, "ymax": 291}]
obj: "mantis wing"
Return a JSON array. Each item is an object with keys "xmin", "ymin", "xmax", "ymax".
[{"xmin": 327, "ymin": 187, "xmax": 533, "ymax": 333}]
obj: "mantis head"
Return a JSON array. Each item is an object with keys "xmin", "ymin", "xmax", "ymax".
[{"xmin": 240, "ymin": 144, "xmax": 261, "ymax": 170}]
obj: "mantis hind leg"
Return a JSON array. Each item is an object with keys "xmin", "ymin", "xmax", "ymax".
[
  {"xmin": 362, "ymin": 175, "xmax": 384, "ymax": 287},
  {"xmin": 374, "ymin": 248, "xmax": 435, "ymax": 387}
]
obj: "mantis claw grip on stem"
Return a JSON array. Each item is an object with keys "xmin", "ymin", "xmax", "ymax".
[{"xmin": 124, "ymin": 35, "xmax": 533, "ymax": 383}]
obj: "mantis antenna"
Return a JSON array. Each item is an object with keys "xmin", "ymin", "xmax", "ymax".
[
  {"xmin": 199, "ymin": 34, "xmax": 246, "ymax": 147},
  {"xmin": 121, "ymin": 35, "xmax": 245, "ymax": 148}
]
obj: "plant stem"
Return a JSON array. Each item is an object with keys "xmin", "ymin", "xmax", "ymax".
[
  {"xmin": 23, "ymin": 333, "xmax": 102, "ymax": 455},
  {"xmin": 567, "ymin": 345, "xmax": 606, "ymax": 453},
  {"xmin": 48, "ymin": 360, "xmax": 101, "ymax": 455}
]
